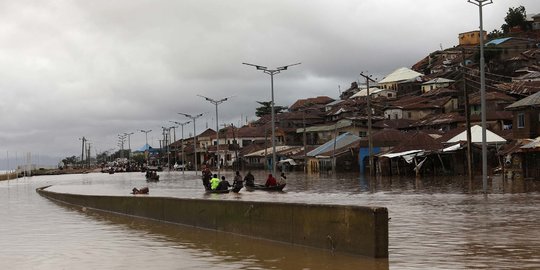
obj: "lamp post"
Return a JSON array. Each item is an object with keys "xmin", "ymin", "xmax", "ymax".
[
  {"xmin": 140, "ymin": 129, "xmax": 152, "ymax": 166},
  {"xmin": 468, "ymin": 0, "xmax": 492, "ymax": 194},
  {"xmin": 140, "ymin": 129, "xmax": 152, "ymax": 146},
  {"xmin": 123, "ymin": 132, "xmax": 134, "ymax": 160},
  {"xmin": 170, "ymin": 120, "xmax": 191, "ymax": 174},
  {"xmin": 198, "ymin": 94, "xmax": 231, "ymax": 176},
  {"xmin": 178, "ymin": 112, "xmax": 204, "ymax": 175},
  {"xmin": 243, "ymin": 62, "xmax": 300, "ymax": 176}
]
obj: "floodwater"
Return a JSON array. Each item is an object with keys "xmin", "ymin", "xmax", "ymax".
[{"xmin": 0, "ymin": 171, "xmax": 539, "ymax": 270}]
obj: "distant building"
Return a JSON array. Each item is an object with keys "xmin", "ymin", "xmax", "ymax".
[
  {"xmin": 506, "ymin": 91, "xmax": 540, "ymax": 139},
  {"xmin": 378, "ymin": 67, "xmax": 423, "ymax": 95},
  {"xmin": 421, "ymin": 78, "xmax": 455, "ymax": 93},
  {"xmin": 533, "ymin": 13, "xmax": 540, "ymax": 30},
  {"xmin": 458, "ymin": 30, "xmax": 487, "ymax": 46}
]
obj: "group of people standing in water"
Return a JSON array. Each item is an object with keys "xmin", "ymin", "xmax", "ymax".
[{"xmin": 201, "ymin": 165, "xmax": 286, "ymax": 191}]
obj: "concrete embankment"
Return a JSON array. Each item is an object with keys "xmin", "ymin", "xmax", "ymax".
[{"xmin": 36, "ymin": 186, "xmax": 388, "ymax": 258}]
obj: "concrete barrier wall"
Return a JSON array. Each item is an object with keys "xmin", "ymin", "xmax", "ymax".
[{"xmin": 36, "ymin": 186, "xmax": 388, "ymax": 258}]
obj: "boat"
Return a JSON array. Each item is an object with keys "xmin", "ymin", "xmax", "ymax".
[
  {"xmin": 131, "ymin": 187, "xmax": 149, "ymax": 195},
  {"xmin": 245, "ymin": 183, "xmax": 286, "ymax": 192},
  {"xmin": 204, "ymin": 185, "xmax": 242, "ymax": 194},
  {"xmin": 205, "ymin": 188, "xmax": 230, "ymax": 194},
  {"xmin": 145, "ymin": 170, "xmax": 160, "ymax": 182},
  {"xmin": 146, "ymin": 175, "xmax": 159, "ymax": 182}
]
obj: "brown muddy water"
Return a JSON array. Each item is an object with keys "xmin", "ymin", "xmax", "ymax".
[{"xmin": 0, "ymin": 171, "xmax": 539, "ymax": 269}]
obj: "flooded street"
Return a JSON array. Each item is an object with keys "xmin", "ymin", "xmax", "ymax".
[{"xmin": 0, "ymin": 171, "xmax": 539, "ymax": 269}]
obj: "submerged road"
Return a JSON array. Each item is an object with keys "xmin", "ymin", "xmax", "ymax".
[{"xmin": 1, "ymin": 170, "xmax": 539, "ymax": 269}]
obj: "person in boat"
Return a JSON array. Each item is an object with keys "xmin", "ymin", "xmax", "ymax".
[
  {"xmin": 232, "ymin": 171, "xmax": 243, "ymax": 190},
  {"xmin": 244, "ymin": 171, "xmax": 255, "ymax": 187},
  {"xmin": 210, "ymin": 174, "xmax": 220, "ymax": 190},
  {"xmin": 265, "ymin": 174, "xmax": 277, "ymax": 187},
  {"xmin": 217, "ymin": 176, "xmax": 231, "ymax": 190},
  {"xmin": 201, "ymin": 165, "xmax": 212, "ymax": 189},
  {"xmin": 132, "ymin": 187, "xmax": 149, "ymax": 194},
  {"xmin": 278, "ymin": 172, "xmax": 287, "ymax": 185}
]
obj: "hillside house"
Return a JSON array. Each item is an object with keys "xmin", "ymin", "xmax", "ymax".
[
  {"xmin": 421, "ymin": 78, "xmax": 455, "ymax": 93},
  {"xmin": 378, "ymin": 67, "xmax": 423, "ymax": 95},
  {"xmin": 458, "ymin": 30, "xmax": 487, "ymax": 46},
  {"xmin": 506, "ymin": 91, "xmax": 540, "ymax": 139}
]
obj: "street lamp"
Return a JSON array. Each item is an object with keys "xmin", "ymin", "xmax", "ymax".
[
  {"xmin": 123, "ymin": 132, "xmax": 134, "ymax": 160},
  {"xmin": 198, "ymin": 94, "xmax": 232, "ymax": 176},
  {"xmin": 140, "ymin": 129, "xmax": 152, "ymax": 166},
  {"xmin": 170, "ymin": 120, "xmax": 191, "ymax": 174},
  {"xmin": 140, "ymin": 129, "xmax": 152, "ymax": 147},
  {"xmin": 468, "ymin": 0, "xmax": 492, "ymax": 193},
  {"xmin": 178, "ymin": 112, "xmax": 204, "ymax": 175},
  {"xmin": 243, "ymin": 62, "xmax": 300, "ymax": 176}
]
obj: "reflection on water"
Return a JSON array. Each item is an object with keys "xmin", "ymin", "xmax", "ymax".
[{"xmin": 1, "ymin": 171, "xmax": 539, "ymax": 269}]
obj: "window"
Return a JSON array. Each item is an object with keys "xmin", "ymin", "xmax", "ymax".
[{"xmin": 518, "ymin": 113, "xmax": 525, "ymax": 128}]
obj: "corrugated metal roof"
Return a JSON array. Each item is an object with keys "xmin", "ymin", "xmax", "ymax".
[
  {"xmin": 349, "ymin": 87, "xmax": 384, "ymax": 98},
  {"xmin": 485, "ymin": 37, "xmax": 512, "ymax": 46},
  {"xmin": 506, "ymin": 91, "xmax": 540, "ymax": 109},
  {"xmin": 296, "ymin": 119, "xmax": 352, "ymax": 133},
  {"xmin": 306, "ymin": 132, "xmax": 361, "ymax": 157},
  {"xmin": 244, "ymin": 145, "xmax": 298, "ymax": 157},
  {"xmin": 421, "ymin": 78, "xmax": 455, "ymax": 85},
  {"xmin": 378, "ymin": 67, "xmax": 423, "ymax": 84}
]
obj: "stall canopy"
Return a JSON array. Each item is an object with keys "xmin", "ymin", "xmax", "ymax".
[{"xmin": 446, "ymin": 125, "xmax": 506, "ymax": 144}]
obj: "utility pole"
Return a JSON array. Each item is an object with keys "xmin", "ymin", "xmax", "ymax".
[
  {"xmin": 243, "ymin": 62, "xmax": 301, "ymax": 177},
  {"xmin": 462, "ymin": 48, "xmax": 474, "ymax": 184},
  {"xmin": 118, "ymin": 134, "xmax": 127, "ymax": 159},
  {"xmin": 179, "ymin": 112, "xmax": 204, "ymax": 175},
  {"xmin": 86, "ymin": 142, "xmax": 92, "ymax": 167},
  {"xmin": 468, "ymin": 0, "xmax": 492, "ymax": 193},
  {"xmin": 162, "ymin": 127, "xmax": 171, "ymax": 169},
  {"xmin": 302, "ymin": 109, "xmax": 307, "ymax": 173},
  {"xmin": 359, "ymin": 72, "xmax": 377, "ymax": 176},
  {"xmin": 80, "ymin": 136, "xmax": 86, "ymax": 168}
]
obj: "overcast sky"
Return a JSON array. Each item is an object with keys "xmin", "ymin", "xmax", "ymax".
[{"xmin": 1, "ymin": 0, "xmax": 539, "ymax": 166}]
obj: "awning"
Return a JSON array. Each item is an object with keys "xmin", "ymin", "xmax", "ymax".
[
  {"xmin": 380, "ymin": 150, "xmax": 424, "ymax": 164},
  {"xmin": 443, "ymin": 143, "xmax": 461, "ymax": 152}
]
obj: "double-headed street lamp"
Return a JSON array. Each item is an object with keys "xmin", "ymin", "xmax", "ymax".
[
  {"xmin": 198, "ymin": 94, "xmax": 232, "ymax": 175},
  {"xmin": 123, "ymin": 132, "xmax": 134, "ymax": 160},
  {"xmin": 140, "ymin": 129, "xmax": 152, "ymax": 147},
  {"xmin": 243, "ymin": 62, "xmax": 300, "ymax": 176},
  {"xmin": 170, "ymin": 120, "xmax": 191, "ymax": 174},
  {"xmin": 468, "ymin": 0, "xmax": 492, "ymax": 193},
  {"xmin": 178, "ymin": 112, "xmax": 204, "ymax": 174},
  {"xmin": 140, "ymin": 129, "xmax": 152, "ymax": 165}
]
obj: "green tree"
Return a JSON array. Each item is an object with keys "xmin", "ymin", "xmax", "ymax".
[
  {"xmin": 501, "ymin": 6, "xmax": 527, "ymax": 33},
  {"xmin": 255, "ymin": 101, "xmax": 288, "ymax": 117},
  {"xmin": 487, "ymin": 29, "xmax": 503, "ymax": 40},
  {"xmin": 61, "ymin": 156, "xmax": 78, "ymax": 166}
]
